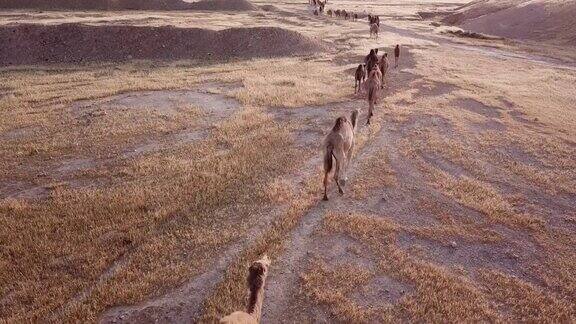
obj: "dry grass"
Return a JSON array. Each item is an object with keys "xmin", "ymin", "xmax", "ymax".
[
  {"xmin": 2, "ymin": 0, "xmax": 576, "ymax": 322},
  {"xmin": 199, "ymin": 60, "xmax": 351, "ymax": 107},
  {"xmin": 479, "ymin": 270, "xmax": 575, "ymax": 322},
  {"xmin": 429, "ymin": 168, "xmax": 545, "ymax": 230},
  {"xmin": 320, "ymin": 212, "xmax": 501, "ymax": 322},
  {"xmin": 1, "ymin": 106, "xmax": 303, "ymax": 321},
  {"xmin": 0, "ymin": 54, "xmax": 352, "ymax": 321},
  {"xmin": 349, "ymin": 148, "xmax": 397, "ymax": 200},
  {"xmin": 300, "ymin": 260, "xmax": 375, "ymax": 323},
  {"xmin": 198, "ymin": 174, "xmax": 322, "ymax": 321}
]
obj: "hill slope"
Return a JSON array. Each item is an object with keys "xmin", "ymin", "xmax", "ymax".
[{"xmin": 444, "ymin": 0, "xmax": 576, "ymax": 46}]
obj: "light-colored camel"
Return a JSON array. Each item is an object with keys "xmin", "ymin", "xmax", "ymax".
[
  {"xmin": 370, "ymin": 23, "xmax": 379, "ymax": 38},
  {"xmin": 379, "ymin": 52, "xmax": 389, "ymax": 88},
  {"xmin": 323, "ymin": 109, "xmax": 359, "ymax": 201},
  {"xmin": 365, "ymin": 65, "xmax": 381, "ymax": 125},
  {"xmin": 220, "ymin": 255, "xmax": 271, "ymax": 324}
]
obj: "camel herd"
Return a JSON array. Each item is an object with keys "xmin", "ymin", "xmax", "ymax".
[
  {"xmin": 220, "ymin": 3, "xmax": 403, "ymax": 322},
  {"xmin": 309, "ymin": 0, "xmax": 382, "ymax": 39}
]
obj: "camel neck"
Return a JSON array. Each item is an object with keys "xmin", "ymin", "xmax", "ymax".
[{"xmin": 247, "ymin": 279, "xmax": 265, "ymax": 322}]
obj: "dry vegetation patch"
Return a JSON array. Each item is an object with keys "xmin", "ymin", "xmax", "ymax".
[
  {"xmin": 320, "ymin": 212, "xmax": 501, "ymax": 322},
  {"xmin": 0, "ymin": 54, "xmax": 351, "ymax": 321},
  {"xmin": 301, "ymin": 260, "xmax": 375, "ymax": 323}
]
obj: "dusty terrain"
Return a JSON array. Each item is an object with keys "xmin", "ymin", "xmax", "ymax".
[{"xmin": 1, "ymin": 0, "xmax": 575, "ymax": 323}]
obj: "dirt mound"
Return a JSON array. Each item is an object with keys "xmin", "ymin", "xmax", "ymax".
[
  {"xmin": 443, "ymin": 0, "xmax": 576, "ymax": 46},
  {"xmin": 442, "ymin": 0, "xmax": 521, "ymax": 25},
  {"xmin": 0, "ymin": 0, "xmax": 256, "ymax": 11},
  {"xmin": 0, "ymin": 24, "xmax": 326, "ymax": 66},
  {"xmin": 188, "ymin": 0, "xmax": 256, "ymax": 11}
]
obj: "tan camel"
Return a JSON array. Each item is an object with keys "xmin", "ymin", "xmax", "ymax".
[
  {"xmin": 323, "ymin": 109, "xmax": 359, "ymax": 201},
  {"xmin": 365, "ymin": 65, "xmax": 381, "ymax": 125},
  {"xmin": 379, "ymin": 52, "xmax": 389, "ymax": 89},
  {"xmin": 370, "ymin": 23, "xmax": 379, "ymax": 38},
  {"xmin": 220, "ymin": 255, "xmax": 271, "ymax": 324}
]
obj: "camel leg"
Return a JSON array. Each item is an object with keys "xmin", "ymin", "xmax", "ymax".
[
  {"xmin": 344, "ymin": 143, "xmax": 354, "ymax": 183},
  {"xmin": 323, "ymin": 170, "xmax": 329, "ymax": 201},
  {"xmin": 367, "ymin": 101, "xmax": 374, "ymax": 125},
  {"xmin": 333, "ymin": 149, "xmax": 346, "ymax": 194}
]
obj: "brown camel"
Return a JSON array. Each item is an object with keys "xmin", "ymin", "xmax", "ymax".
[
  {"xmin": 355, "ymin": 64, "xmax": 366, "ymax": 94},
  {"xmin": 220, "ymin": 255, "xmax": 271, "ymax": 324},
  {"xmin": 365, "ymin": 48, "xmax": 379, "ymax": 73},
  {"xmin": 323, "ymin": 110, "xmax": 359, "ymax": 201},
  {"xmin": 365, "ymin": 65, "xmax": 381, "ymax": 125}
]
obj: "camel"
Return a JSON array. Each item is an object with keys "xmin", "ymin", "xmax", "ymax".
[
  {"xmin": 354, "ymin": 64, "xmax": 366, "ymax": 94},
  {"xmin": 365, "ymin": 48, "xmax": 379, "ymax": 73},
  {"xmin": 318, "ymin": 0, "xmax": 325, "ymax": 13},
  {"xmin": 342, "ymin": 9, "xmax": 347, "ymax": 19},
  {"xmin": 394, "ymin": 44, "xmax": 400, "ymax": 68},
  {"xmin": 365, "ymin": 65, "xmax": 381, "ymax": 125},
  {"xmin": 335, "ymin": 9, "xmax": 341, "ymax": 17},
  {"xmin": 323, "ymin": 109, "xmax": 359, "ymax": 201},
  {"xmin": 368, "ymin": 15, "xmax": 380, "ymax": 27},
  {"xmin": 370, "ymin": 23, "xmax": 379, "ymax": 38},
  {"xmin": 327, "ymin": 9, "xmax": 332, "ymax": 16},
  {"xmin": 379, "ymin": 52, "xmax": 389, "ymax": 88},
  {"xmin": 220, "ymin": 255, "xmax": 271, "ymax": 324}
]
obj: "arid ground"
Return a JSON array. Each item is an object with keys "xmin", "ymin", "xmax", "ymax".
[{"xmin": 1, "ymin": 0, "xmax": 575, "ymax": 322}]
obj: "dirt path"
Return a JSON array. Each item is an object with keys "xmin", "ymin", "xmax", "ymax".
[{"xmin": 262, "ymin": 49, "xmax": 427, "ymax": 321}]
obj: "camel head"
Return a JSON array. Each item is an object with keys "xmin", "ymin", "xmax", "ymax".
[{"xmin": 249, "ymin": 255, "xmax": 271, "ymax": 277}]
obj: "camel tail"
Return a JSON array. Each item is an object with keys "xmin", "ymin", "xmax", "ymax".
[
  {"xmin": 324, "ymin": 142, "xmax": 334, "ymax": 173},
  {"xmin": 350, "ymin": 110, "xmax": 359, "ymax": 130}
]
